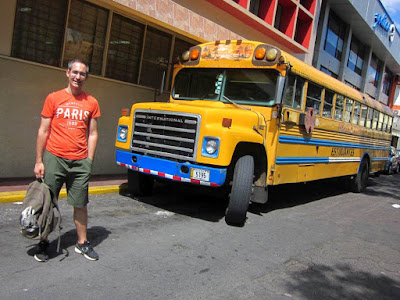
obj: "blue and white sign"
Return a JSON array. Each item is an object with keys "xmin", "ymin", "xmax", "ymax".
[{"xmin": 373, "ymin": 13, "xmax": 395, "ymax": 42}]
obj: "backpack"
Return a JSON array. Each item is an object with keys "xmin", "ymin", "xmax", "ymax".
[{"xmin": 20, "ymin": 179, "xmax": 62, "ymax": 251}]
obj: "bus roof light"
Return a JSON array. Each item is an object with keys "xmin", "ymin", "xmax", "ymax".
[
  {"xmin": 255, "ymin": 47, "xmax": 266, "ymax": 60},
  {"xmin": 121, "ymin": 108, "xmax": 130, "ymax": 117},
  {"xmin": 266, "ymin": 48, "xmax": 278, "ymax": 61},
  {"xmin": 190, "ymin": 49, "xmax": 199, "ymax": 60},
  {"xmin": 182, "ymin": 51, "xmax": 190, "ymax": 61}
]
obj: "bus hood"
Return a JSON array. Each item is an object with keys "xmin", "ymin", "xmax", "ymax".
[{"xmin": 130, "ymin": 100, "xmax": 265, "ymax": 127}]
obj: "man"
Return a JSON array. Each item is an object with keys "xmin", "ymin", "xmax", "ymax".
[{"xmin": 33, "ymin": 59, "xmax": 101, "ymax": 262}]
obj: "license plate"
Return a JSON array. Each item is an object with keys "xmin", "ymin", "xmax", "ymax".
[{"xmin": 191, "ymin": 168, "xmax": 210, "ymax": 181}]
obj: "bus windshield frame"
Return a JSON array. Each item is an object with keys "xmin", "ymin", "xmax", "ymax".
[{"xmin": 172, "ymin": 68, "xmax": 280, "ymax": 107}]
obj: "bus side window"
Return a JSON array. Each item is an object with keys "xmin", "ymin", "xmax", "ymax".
[
  {"xmin": 366, "ymin": 108, "xmax": 373, "ymax": 128},
  {"xmin": 323, "ymin": 90, "xmax": 334, "ymax": 118},
  {"xmin": 388, "ymin": 116, "xmax": 393, "ymax": 133},
  {"xmin": 344, "ymin": 98, "xmax": 353, "ymax": 123},
  {"xmin": 334, "ymin": 94, "xmax": 344, "ymax": 121},
  {"xmin": 352, "ymin": 101, "xmax": 360, "ymax": 125},
  {"xmin": 372, "ymin": 110, "xmax": 379, "ymax": 129},
  {"xmin": 360, "ymin": 105, "xmax": 367, "ymax": 127},
  {"xmin": 383, "ymin": 114, "xmax": 388, "ymax": 131},
  {"xmin": 294, "ymin": 77, "xmax": 305, "ymax": 110},
  {"xmin": 282, "ymin": 74, "xmax": 296, "ymax": 107},
  {"xmin": 378, "ymin": 113, "xmax": 384, "ymax": 131},
  {"xmin": 306, "ymin": 82, "xmax": 322, "ymax": 115}
]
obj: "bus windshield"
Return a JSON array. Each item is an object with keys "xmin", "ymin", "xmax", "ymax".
[{"xmin": 172, "ymin": 68, "xmax": 278, "ymax": 106}]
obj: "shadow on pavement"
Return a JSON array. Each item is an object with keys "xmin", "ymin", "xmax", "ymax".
[
  {"xmin": 249, "ymin": 177, "xmax": 350, "ymax": 215},
  {"xmin": 26, "ymin": 226, "xmax": 111, "ymax": 261},
  {"xmin": 119, "ymin": 181, "xmax": 228, "ymax": 223},
  {"xmin": 118, "ymin": 173, "xmax": 400, "ymax": 225},
  {"xmin": 364, "ymin": 174, "xmax": 400, "ymax": 201},
  {"xmin": 285, "ymin": 262, "xmax": 400, "ymax": 299}
]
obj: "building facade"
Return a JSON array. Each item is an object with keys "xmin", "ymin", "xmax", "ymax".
[{"xmin": 0, "ymin": 0, "xmax": 399, "ymax": 178}]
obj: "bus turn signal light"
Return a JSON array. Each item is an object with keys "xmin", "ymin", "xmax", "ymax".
[
  {"xmin": 222, "ymin": 118, "xmax": 232, "ymax": 128},
  {"xmin": 255, "ymin": 47, "xmax": 266, "ymax": 60}
]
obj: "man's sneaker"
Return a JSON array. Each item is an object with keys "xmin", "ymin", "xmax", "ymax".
[
  {"xmin": 74, "ymin": 241, "xmax": 99, "ymax": 261},
  {"xmin": 34, "ymin": 241, "xmax": 49, "ymax": 262}
]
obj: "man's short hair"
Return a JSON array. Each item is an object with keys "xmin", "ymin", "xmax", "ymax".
[{"xmin": 67, "ymin": 59, "xmax": 90, "ymax": 73}]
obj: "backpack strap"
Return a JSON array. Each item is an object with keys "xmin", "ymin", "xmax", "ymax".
[
  {"xmin": 53, "ymin": 198, "xmax": 62, "ymax": 253},
  {"xmin": 42, "ymin": 180, "xmax": 63, "ymax": 253}
]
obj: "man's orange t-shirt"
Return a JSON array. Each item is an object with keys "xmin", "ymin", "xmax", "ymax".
[{"xmin": 41, "ymin": 89, "xmax": 101, "ymax": 160}]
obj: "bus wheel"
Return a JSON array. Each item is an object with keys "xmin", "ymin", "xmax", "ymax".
[
  {"xmin": 128, "ymin": 169, "xmax": 154, "ymax": 196},
  {"xmin": 350, "ymin": 160, "xmax": 369, "ymax": 193},
  {"xmin": 225, "ymin": 155, "xmax": 254, "ymax": 227}
]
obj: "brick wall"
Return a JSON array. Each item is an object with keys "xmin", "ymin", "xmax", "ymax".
[{"xmin": 113, "ymin": 0, "xmax": 243, "ymax": 41}]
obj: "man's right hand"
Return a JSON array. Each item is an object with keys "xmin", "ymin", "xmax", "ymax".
[{"xmin": 34, "ymin": 162, "xmax": 45, "ymax": 179}]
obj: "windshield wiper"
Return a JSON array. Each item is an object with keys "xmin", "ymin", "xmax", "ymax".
[{"xmin": 222, "ymin": 95, "xmax": 250, "ymax": 110}]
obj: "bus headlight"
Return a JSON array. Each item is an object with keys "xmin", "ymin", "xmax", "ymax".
[
  {"xmin": 202, "ymin": 137, "xmax": 220, "ymax": 158},
  {"xmin": 206, "ymin": 140, "xmax": 218, "ymax": 154},
  {"xmin": 117, "ymin": 126, "xmax": 129, "ymax": 142}
]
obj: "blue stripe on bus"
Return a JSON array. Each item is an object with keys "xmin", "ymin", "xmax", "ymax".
[
  {"xmin": 279, "ymin": 135, "xmax": 391, "ymax": 151},
  {"xmin": 276, "ymin": 157, "xmax": 329, "ymax": 164}
]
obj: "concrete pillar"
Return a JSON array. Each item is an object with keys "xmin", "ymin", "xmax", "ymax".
[
  {"xmin": 0, "ymin": 0, "xmax": 17, "ymax": 56},
  {"xmin": 338, "ymin": 25, "xmax": 352, "ymax": 82},
  {"xmin": 360, "ymin": 47, "xmax": 372, "ymax": 93},
  {"xmin": 312, "ymin": 0, "xmax": 329, "ymax": 69},
  {"xmin": 375, "ymin": 61, "xmax": 386, "ymax": 100}
]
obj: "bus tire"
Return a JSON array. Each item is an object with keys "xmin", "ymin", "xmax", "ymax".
[
  {"xmin": 128, "ymin": 169, "xmax": 154, "ymax": 196},
  {"xmin": 350, "ymin": 159, "xmax": 369, "ymax": 193},
  {"xmin": 225, "ymin": 155, "xmax": 254, "ymax": 227}
]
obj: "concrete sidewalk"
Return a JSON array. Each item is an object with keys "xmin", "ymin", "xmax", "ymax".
[{"xmin": 0, "ymin": 174, "xmax": 128, "ymax": 203}]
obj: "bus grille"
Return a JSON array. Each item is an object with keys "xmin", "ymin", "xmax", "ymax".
[{"xmin": 131, "ymin": 110, "xmax": 201, "ymax": 161}]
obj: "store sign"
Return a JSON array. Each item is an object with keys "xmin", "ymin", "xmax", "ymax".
[{"xmin": 373, "ymin": 13, "xmax": 395, "ymax": 42}]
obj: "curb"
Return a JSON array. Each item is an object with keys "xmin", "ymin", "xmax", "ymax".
[{"xmin": 0, "ymin": 185, "xmax": 125, "ymax": 203}]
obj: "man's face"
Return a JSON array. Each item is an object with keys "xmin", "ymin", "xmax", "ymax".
[{"xmin": 66, "ymin": 62, "xmax": 88, "ymax": 90}]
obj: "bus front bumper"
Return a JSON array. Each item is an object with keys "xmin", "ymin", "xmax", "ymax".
[{"xmin": 116, "ymin": 150, "xmax": 227, "ymax": 187}]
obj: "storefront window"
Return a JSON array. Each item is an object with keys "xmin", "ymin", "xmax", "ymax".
[
  {"xmin": 139, "ymin": 27, "xmax": 172, "ymax": 89},
  {"xmin": 382, "ymin": 68, "xmax": 393, "ymax": 96},
  {"xmin": 367, "ymin": 54, "xmax": 380, "ymax": 88},
  {"xmin": 106, "ymin": 13, "xmax": 145, "ymax": 84},
  {"xmin": 320, "ymin": 66, "xmax": 338, "ymax": 79},
  {"xmin": 324, "ymin": 11, "xmax": 345, "ymax": 61},
  {"xmin": 347, "ymin": 36, "xmax": 364, "ymax": 75},
  {"xmin": 12, "ymin": 0, "xmax": 68, "ymax": 67},
  {"xmin": 62, "ymin": 0, "xmax": 108, "ymax": 75}
]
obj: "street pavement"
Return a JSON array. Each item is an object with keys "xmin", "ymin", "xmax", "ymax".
[{"xmin": 0, "ymin": 174, "xmax": 399, "ymax": 299}]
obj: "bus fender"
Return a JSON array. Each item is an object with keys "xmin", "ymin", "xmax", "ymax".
[{"xmin": 359, "ymin": 152, "xmax": 371, "ymax": 172}]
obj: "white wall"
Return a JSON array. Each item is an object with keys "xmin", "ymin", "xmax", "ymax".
[{"xmin": 0, "ymin": 56, "xmax": 168, "ymax": 178}]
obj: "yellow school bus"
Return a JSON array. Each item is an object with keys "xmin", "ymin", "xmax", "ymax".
[{"xmin": 115, "ymin": 40, "xmax": 393, "ymax": 226}]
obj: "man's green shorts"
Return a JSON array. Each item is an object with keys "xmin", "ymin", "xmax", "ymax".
[{"xmin": 43, "ymin": 151, "xmax": 93, "ymax": 207}]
